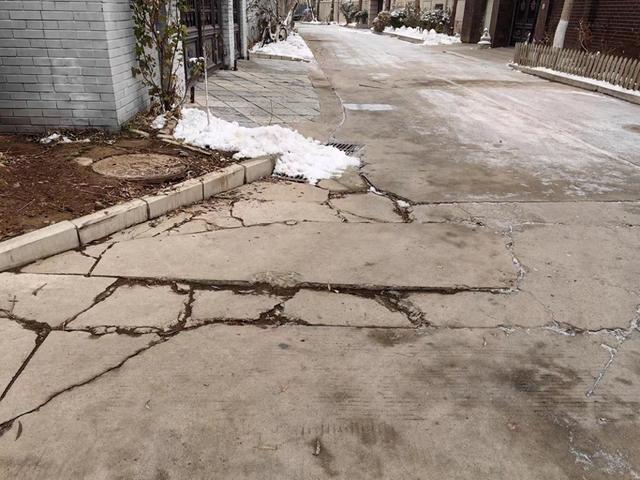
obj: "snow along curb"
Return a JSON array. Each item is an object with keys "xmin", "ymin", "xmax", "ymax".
[
  {"xmin": 510, "ymin": 64, "xmax": 640, "ymax": 106},
  {"xmin": 381, "ymin": 31, "xmax": 424, "ymax": 44},
  {"xmin": 0, "ymin": 155, "xmax": 278, "ymax": 272},
  {"xmin": 251, "ymin": 51, "xmax": 310, "ymax": 62}
]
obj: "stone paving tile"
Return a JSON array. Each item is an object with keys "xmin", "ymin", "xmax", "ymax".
[{"xmin": 190, "ymin": 58, "xmax": 320, "ymax": 128}]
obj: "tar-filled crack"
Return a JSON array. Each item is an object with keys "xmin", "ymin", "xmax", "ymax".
[
  {"xmin": 0, "ymin": 328, "xmax": 48, "ymax": 404},
  {"xmin": 584, "ymin": 306, "xmax": 639, "ymax": 398},
  {"xmin": 61, "ymin": 280, "xmax": 120, "ymax": 329},
  {"xmin": 229, "ymin": 199, "xmax": 246, "ymax": 227},
  {"xmin": 159, "ymin": 212, "xmax": 199, "ymax": 235},
  {"xmin": 323, "ymin": 198, "xmax": 350, "ymax": 223},
  {"xmin": 0, "ymin": 337, "xmax": 167, "ymax": 439},
  {"xmin": 87, "ymin": 242, "xmax": 117, "ymax": 277},
  {"xmin": 503, "ymin": 226, "xmax": 526, "ymax": 290},
  {"xmin": 358, "ymin": 173, "xmax": 415, "ymax": 223}
]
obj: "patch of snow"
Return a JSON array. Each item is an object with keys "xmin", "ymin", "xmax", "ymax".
[
  {"xmin": 174, "ymin": 108, "xmax": 359, "ymax": 184},
  {"xmin": 39, "ymin": 133, "xmax": 72, "ymax": 144},
  {"xmin": 527, "ymin": 66, "xmax": 640, "ymax": 96},
  {"xmin": 384, "ymin": 26, "xmax": 461, "ymax": 46},
  {"xmin": 152, "ymin": 114, "xmax": 167, "ymax": 129},
  {"xmin": 396, "ymin": 199, "xmax": 411, "ymax": 208},
  {"xmin": 250, "ymin": 32, "xmax": 314, "ymax": 61},
  {"xmin": 344, "ymin": 103, "xmax": 394, "ymax": 111}
]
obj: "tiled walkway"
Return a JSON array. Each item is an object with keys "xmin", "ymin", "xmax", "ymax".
[{"xmin": 192, "ymin": 58, "xmax": 320, "ymax": 127}]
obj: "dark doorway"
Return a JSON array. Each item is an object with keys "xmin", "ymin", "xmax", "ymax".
[
  {"xmin": 510, "ymin": 0, "xmax": 540, "ymax": 44},
  {"xmin": 183, "ymin": 0, "xmax": 225, "ymax": 78}
]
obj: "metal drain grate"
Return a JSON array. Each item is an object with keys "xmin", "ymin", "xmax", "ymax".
[
  {"xmin": 326, "ymin": 142, "xmax": 364, "ymax": 155},
  {"xmin": 272, "ymin": 173, "xmax": 308, "ymax": 183}
]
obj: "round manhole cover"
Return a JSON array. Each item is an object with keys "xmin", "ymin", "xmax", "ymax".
[{"xmin": 92, "ymin": 154, "xmax": 187, "ymax": 183}]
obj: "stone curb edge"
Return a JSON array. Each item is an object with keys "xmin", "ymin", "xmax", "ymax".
[
  {"xmin": 510, "ymin": 64, "xmax": 640, "ymax": 106},
  {"xmin": 251, "ymin": 51, "xmax": 310, "ymax": 63},
  {"xmin": 381, "ymin": 31, "xmax": 424, "ymax": 44},
  {"xmin": 0, "ymin": 154, "xmax": 278, "ymax": 272}
]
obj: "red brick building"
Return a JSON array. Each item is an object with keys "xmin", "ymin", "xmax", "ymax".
[{"xmin": 457, "ymin": 0, "xmax": 640, "ymax": 57}]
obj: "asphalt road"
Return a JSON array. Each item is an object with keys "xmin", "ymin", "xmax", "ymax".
[{"xmin": 1, "ymin": 25, "xmax": 639, "ymax": 480}]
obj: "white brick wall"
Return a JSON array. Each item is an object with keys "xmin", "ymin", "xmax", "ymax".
[{"xmin": 0, "ymin": 0, "xmax": 148, "ymax": 133}]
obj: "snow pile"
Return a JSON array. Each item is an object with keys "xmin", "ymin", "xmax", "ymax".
[
  {"xmin": 422, "ymin": 29, "xmax": 461, "ymax": 46},
  {"xmin": 151, "ymin": 114, "xmax": 167, "ymax": 129},
  {"xmin": 40, "ymin": 133, "xmax": 72, "ymax": 144},
  {"xmin": 385, "ymin": 25, "xmax": 422, "ymax": 39},
  {"xmin": 250, "ymin": 32, "xmax": 314, "ymax": 61},
  {"xmin": 384, "ymin": 26, "xmax": 461, "ymax": 45},
  {"xmin": 174, "ymin": 108, "xmax": 359, "ymax": 184}
]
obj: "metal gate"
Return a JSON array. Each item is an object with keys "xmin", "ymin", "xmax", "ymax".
[
  {"xmin": 510, "ymin": 0, "xmax": 540, "ymax": 44},
  {"xmin": 183, "ymin": 0, "xmax": 225, "ymax": 77}
]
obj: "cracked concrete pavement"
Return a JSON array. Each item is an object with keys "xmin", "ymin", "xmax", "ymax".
[{"xmin": 1, "ymin": 25, "xmax": 640, "ymax": 479}]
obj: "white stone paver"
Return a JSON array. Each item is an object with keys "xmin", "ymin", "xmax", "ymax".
[{"xmin": 193, "ymin": 59, "xmax": 320, "ymax": 127}]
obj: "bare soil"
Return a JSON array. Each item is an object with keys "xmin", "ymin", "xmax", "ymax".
[{"xmin": 0, "ymin": 131, "xmax": 234, "ymax": 240}]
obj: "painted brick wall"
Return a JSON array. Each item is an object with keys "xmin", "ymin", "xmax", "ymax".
[
  {"xmin": 103, "ymin": 0, "xmax": 148, "ymax": 125},
  {"xmin": 546, "ymin": 0, "xmax": 640, "ymax": 57},
  {"xmin": 0, "ymin": 0, "xmax": 147, "ymax": 133}
]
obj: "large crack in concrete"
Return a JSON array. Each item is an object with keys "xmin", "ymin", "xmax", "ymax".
[
  {"xmin": 1, "ymin": 287, "xmax": 636, "ymax": 440},
  {"xmin": 0, "ymin": 336, "xmax": 167, "ymax": 439}
]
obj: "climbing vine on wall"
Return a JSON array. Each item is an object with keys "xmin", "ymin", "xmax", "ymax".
[{"xmin": 130, "ymin": 0, "xmax": 188, "ymax": 112}]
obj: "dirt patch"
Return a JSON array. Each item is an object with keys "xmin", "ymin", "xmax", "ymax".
[{"xmin": 0, "ymin": 132, "xmax": 234, "ymax": 240}]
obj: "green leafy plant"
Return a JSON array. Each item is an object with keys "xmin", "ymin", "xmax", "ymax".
[
  {"xmin": 131, "ymin": 0, "xmax": 188, "ymax": 112},
  {"xmin": 340, "ymin": 1, "xmax": 359, "ymax": 23},
  {"xmin": 372, "ymin": 10, "xmax": 391, "ymax": 32},
  {"xmin": 355, "ymin": 9, "xmax": 368, "ymax": 24},
  {"xmin": 421, "ymin": 8, "xmax": 451, "ymax": 33},
  {"xmin": 389, "ymin": 8, "xmax": 406, "ymax": 28}
]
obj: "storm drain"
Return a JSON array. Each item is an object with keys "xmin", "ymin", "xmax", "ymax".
[
  {"xmin": 326, "ymin": 142, "xmax": 364, "ymax": 156},
  {"xmin": 272, "ymin": 142, "xmax": 364, "ymax": 183}
]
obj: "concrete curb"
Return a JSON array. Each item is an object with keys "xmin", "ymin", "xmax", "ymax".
[
  {"xmin": 510, "ymin": 64, "xmax": 640, "ymax": 106},
  {"xmin": 381, "ymin": 31, "xmax": 423, "ymax": 44},
  {"xmin": 0, "ymin": 154, "xmax": 278, "ymax": 272},
  {"xmin": 251, "ymin": 51, "xmax": 310, "ymax": 63}
]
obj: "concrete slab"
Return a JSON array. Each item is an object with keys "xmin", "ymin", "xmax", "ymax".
[
  {"xmin": 188, "ymin": 202, "xmax": 243, "ymax": 229},
  {"xmin": 283, "ymin": 290, "xmax": 412, "ymax": 327},
  {"xmin": 317, "ymin": 166, "xmax": 368, "ymax": 193},
  {"xmin": 227, "ymin": 181, "xmax": 329, "ymax": 203},
  {"xmin": 514, "ymin": 225, "xmax": 640, "ymax": 330},
  {"xmin": 330, "ymin": 194, "xmax": 402, "ymax": 222},
  {"xmin": 0, "ymin": 273, "xmax": 117, "ymax": 327},
  {"xmin": 166, "ymin": 219, "xmax": 211, "ymax": 235},
  {"xmin": 92, "ymin": 223, "xmax": 517, "ymax": 289},
  {"xmin": 0, "ymin": 330, "xmax": 159, "ymax": 424},
  {"xmin": 232, "ymin": 200, "xmax": 341, "ymax": 225},
  {"xmin": 187, "ymin": 290, "xmax": 281, "ymax": 326},
  {"xmin": 69, "ymin": 285, "xmax": 187, "ymax": 332},
  {"xmin": 106, "ymin": 212, "xmax": 195, "ymax": 243},
  {"xmin": 0, "ymin": 325, "xmax": 635, "ymax": 479},
  {"xmin": 411, "ymin": 204, "xmax": 475, "ymax": 224},
  {"xmin": 461, "ymin": 201, "xmax": 640, "ymax": 230},
  {"xmin": 411, "ymin": 201, "xmax": 640, "ymax": 232},
  {"xmin": 408, "ymin": 291, "xmax": 550, "ymax": 328},
  {"xmin": 0, "ymin": 320, "xmax": 36, "ymax": 394},
  {"xmin": 21, "ymin": 249, "xmax": 96, "ymax": 275}
]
